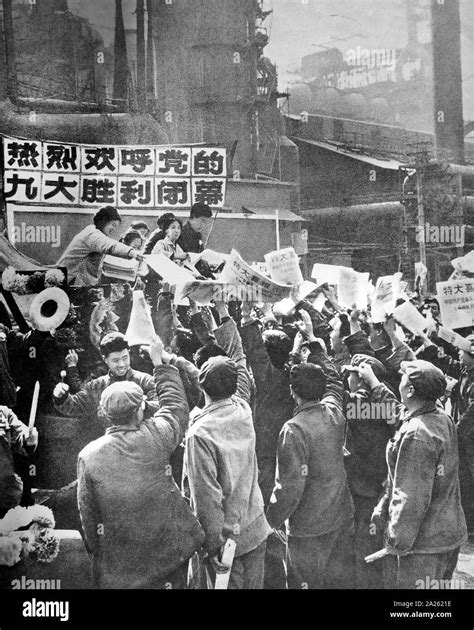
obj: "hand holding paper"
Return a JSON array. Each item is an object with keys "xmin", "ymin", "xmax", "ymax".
[{"xmin": 392, "ymin": 301, "xmax": 429, "ymax": 336}]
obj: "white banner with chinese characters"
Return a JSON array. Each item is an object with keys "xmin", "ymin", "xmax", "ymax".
[
  {"xmin": 436, "ymin": 278, "xmax": 474, "ymax": 329},
  {"xmin": 264, "ymin": 247, "xmax": 304, "ymax": 286},
  {"xmin": 2, "ymin": 136, "xmax": 227, "ymax": 208},
  {"xmin": 371, "ymin": 272, "xmax": 403, "ymax": 323}
]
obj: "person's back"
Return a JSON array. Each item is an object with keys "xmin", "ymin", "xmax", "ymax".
[
  {"xmin": 237, "ymin": 318, "xmax": 294, "ymax": 505},
  {"xmin": 388, "ymin": 406, "xmax": 466, "ymax": 552},
  {"xmin": 267, "ymin": 342, "xmax": 355, "ymax": 589},
  {"xmin": 187, "ymin": 390, "xmax": 266, "ymax": 555},
  {"xmin": 368, "ymin": 359, "xmax": 467, "ymax": 589},
  {"xmin": 343, "ymin": 355, "xmax": 399, "ymax": 499},
  {"xmin": 185, "ymin": 343, "xmax": 270, "ymax": 589},
  {"xmin": 77, "ymin": 340, "xmax": 204, "ymax": 589},
  {"xmin": 79, "ymin": 416, "xmax": 194, "ymax": 588},
  {"xmin": 284, "ymin": 398, "xmax": 353, "ymax": 536}
]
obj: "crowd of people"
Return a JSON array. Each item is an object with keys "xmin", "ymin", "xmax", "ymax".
[{"xmin": 0, "ymin": 203, "xmax": 473, "ymax": 590}]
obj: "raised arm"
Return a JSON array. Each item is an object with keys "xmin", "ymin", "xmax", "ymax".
[
  {"xmin": 144, "ymin": 336, "xmax": 189, "ymax": 453},
  {"xmin": 383, "ymin": 317, "xmax": 416, "ymax": 371},
  {"xmin": 239, "ymin": 303, "xmax": 272, "ymax": 390},
  {"xmin": 166, "ymin": 352, "xmax": 202, "ymax": 410},
  {"xmin": 213, "ymin": 303, "xmax": 251, "ymax": 404},
  {"xmin": 53, "ymin": 379, "xmax": 98, "ymax": 418},
  {"xmin": 298, "ymin": 310, "xmax": 343, "ymax": 409},
  {"xmin": 2, "ymin": 405, "xmax": 38, "ymax": 456},
  {"xmin": 154, "ymin": 286, "xmax": 175, "ymax": 348},
  {"xmin": 84, "ymin": 227, "xmax": 136, "ymax": 259}
]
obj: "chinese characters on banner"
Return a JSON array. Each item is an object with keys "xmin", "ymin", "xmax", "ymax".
[
  {"xmin": 437, "ymin": 278, "xmax": 474, "ymax": 329},
  {"xmin": 2, "ymin": 137, "xmax": 227, "ymax": 208},
  {"xmin": 371, "ymin": 273, "xmax": 403, "ymax": 323},
  {"xmin": 220, "ymin": 249, "xmax": 293, "ymax": 302},
  {"xmin": 264, "ymin": 247, "xmax": 304, "ymax": 286}
]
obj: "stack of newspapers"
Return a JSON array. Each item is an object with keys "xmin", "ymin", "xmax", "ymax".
[{"xmin": 102, "ymin": 255, "xmax": 140, "ymax": 282}]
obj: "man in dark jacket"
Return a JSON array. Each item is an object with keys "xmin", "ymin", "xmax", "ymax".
[
  {"xmin": 238, "ymin": 308, "xmax": 294, "ymax": 507},
  {"xmin": 177, "ymin": 203, "xmax": 212, "ymax": 254},
  {"xmin": 77, "ymin": 336, "xmax": 204, "ymax": 589},
  {"xmin": 267, "ymin": 335, "xmax": 355, "ymax": 589},
  {"xmin": 238, "ymin": 307, "xmax": 294, "ymax": 589},
  {"xmin": 53, "ymin": 332, "xmax": 159, "ymax": 430},
  {"xmin": 368, "ymin": 359, "xmax": 467, "ymax": 588},
  {"xmin": 184, "ymin": 304, "xmax": 271, "ymax": 589},
  {"xmin": 343, "ymin": 354, "xmax": 400, "ymax": 589}
]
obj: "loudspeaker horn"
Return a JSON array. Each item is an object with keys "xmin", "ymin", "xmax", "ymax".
[{"xmin": 29, "ymin": 287, "xmax": 70, "ymax": 332}]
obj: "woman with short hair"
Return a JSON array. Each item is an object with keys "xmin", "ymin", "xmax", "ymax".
[
  {"xmin": 151, "ymin": 214, "xmax": 189, "ymax": 265},
  {"xmin": 57, "ymin": 206, "xmax": 143, "ymax": 286}
]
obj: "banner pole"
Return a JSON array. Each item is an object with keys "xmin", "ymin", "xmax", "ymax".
[
  {"xmin": 275, "ymin": 209, "xmax": 280, "ymax": 250},
  {"xmin": 203, "ymin": 207, "xmax": 219, "ymax": 250}
]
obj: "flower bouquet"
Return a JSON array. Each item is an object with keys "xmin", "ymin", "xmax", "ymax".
[
  {"xmin": 0, "ymin": 505, "xmax": 59, "ymax": 567},
  {"xmin": 1, "ymin": 267, "xmax": 66, "ymax": 295}
]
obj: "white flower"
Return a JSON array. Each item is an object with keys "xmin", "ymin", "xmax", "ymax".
[
  {"xmin": 0, "ymin": 505, "xmax": 56, "ymax": 534},
  {"xmin": 1, "ymin": 266, "xmax": 17, "ymax": 290},
  {"xmin": 26, "ymin": 505, "xmax": 55, "ymax": 529},
  {"xmin": 0, "ymin": 506, "xmax": 30, "ymax": 534},
  {"xmin": 44, "ymin": 269, "xmax": 65, "ymax": 287},
  {"xmin": 0, "ymin": 534, "xmax": 22, "ymax": 566}
]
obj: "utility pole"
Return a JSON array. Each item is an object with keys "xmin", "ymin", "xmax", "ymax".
[
  {"xmin": 136, "ymin": 0, "xmax": 146, "ymax": 112},
  {"xmin": 3, "ymin": 0, "xmax": 18, "ymax": 102},
  {"xmin": 416, "ymin": 168, "xmax": 427, "ymax": 271},
  {"xmin": 113, "ymin": 0, "xmax": 129, "ymax": 107},
  {"xmin": 146, "ymin": 0, "xmax": 156, "ymax": 102}
]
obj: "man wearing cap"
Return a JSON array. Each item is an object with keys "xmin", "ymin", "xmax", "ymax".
[
  {"xmin": 53, "ymin": 332, "xmax": 160, "ymax": 431},
  {"xmin": 184, "ymin": 303, "xmax": 271, "ymax": 589},
  {"xmin": 266, "ymin": 334, "xmax": 355, "ymax": 589},
  {"xmin": 77, "ymin": 336, "xmax": 204, "ymax": 589},
  {"xmin": 343, "ymin": 354, "xmax": 401, "ymax": 589},
  {"xmin": 57, "ymin": 206, "xmax": 144, "ymax": 286},
  {"xmin": 365, "ymin": 359, "xmax": 467, "ymax": 588}
]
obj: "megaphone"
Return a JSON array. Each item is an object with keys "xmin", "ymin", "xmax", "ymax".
[
  {"xmin": 125, "ymin": 290, "xmax": 156, "ymax": 346},
  {"xmin": 29, "ymin": 287, "xmax": 70, "ymax": 332}
]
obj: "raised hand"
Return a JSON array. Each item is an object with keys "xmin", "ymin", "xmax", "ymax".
[
  {"xmin": 65, "ymin": 349, "xmax": 79, "ymax": 368},
  {"xmin": 141, "ymin": 335, "xmax": 164, "ymax": 367},
  {"xmin": 53, "ymin": 382, "xmax": 69, "ymax": 400},
  {"xmin": 355, "ymin": 362, "xmax": 379, "ymax": 389},
  {"xmin": 296, "ymin": 309, "xmax": 314, "ymax": 340}
]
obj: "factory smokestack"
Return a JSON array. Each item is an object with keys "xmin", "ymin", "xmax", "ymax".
[{"xmin": 431, "ymin": 0, "xmax": 465, "ymax": 163}]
